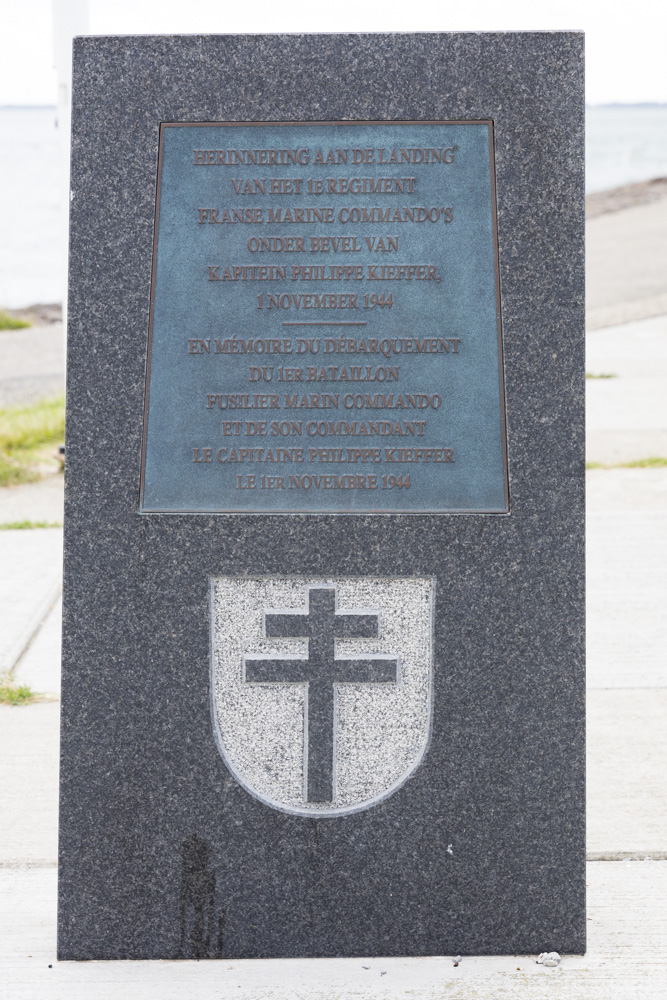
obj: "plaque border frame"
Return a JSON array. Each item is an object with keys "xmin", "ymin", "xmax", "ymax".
[{"xmin": 139, "ymin": 119, "xmax": 510, "ymax": 516}]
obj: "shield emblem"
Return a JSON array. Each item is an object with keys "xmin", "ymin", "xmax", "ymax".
[{"xmin": 210, "ymin": 577, "xmax": 434, "ymax": 817}]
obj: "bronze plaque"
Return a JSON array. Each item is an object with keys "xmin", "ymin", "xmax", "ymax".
[{"xmin": 140, "ymin": 121, "xmax": 508, "ymax": 514}]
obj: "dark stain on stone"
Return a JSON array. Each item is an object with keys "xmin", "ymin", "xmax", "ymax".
[{"xmin": 179, "ymin": 833, "xmax": 224, "ymax": 958}]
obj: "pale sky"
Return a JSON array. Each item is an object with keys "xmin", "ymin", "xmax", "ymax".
[{"xmin": 1, "ymin": 0, "xmax": 666, "ymax": 107}]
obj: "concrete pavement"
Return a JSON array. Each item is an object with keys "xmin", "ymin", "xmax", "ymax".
[
  {"xmin": 587, "ymin": 195, "xmax": 667, "ymax": 329},
  {"xmin": 0, "ymin": 321, "xmax": 64, "ymax": 408},
  {"xmin": 586, "ymin": 314, "xmax": 667, "ymax": 464},
  {"xmin": 0, "ymin": 475, "xmax": 64, "ymax": 526},
  {"xmin": 0, "ymin": 528, "xmax": 62, "ymax": 675}
]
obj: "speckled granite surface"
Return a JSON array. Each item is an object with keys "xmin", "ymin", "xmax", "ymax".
[{"xmin": 59, "ymin": 33, "xmax": 585, "ymax": 960}]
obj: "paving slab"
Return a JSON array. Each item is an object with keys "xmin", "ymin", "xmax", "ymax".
[
  {"xmin": 586, "ymin": 314, "xmax": 667, "ymax": 378},
  {"xmin": 0, "ymin": 323, "xmax": 65, "ymax": 407},
  {"xmin": 587, "ymin": 197, "xmax": 667, "ymax": 330},
  {"xmin": 0, "ymin": 476, "xmax": 64, "ymax": 526},
  {"xmin": 0, "ymin": 528, "xmax": 62, "ymax": 673},
  {"xmin": 0, "ymin": 703, "xmax": 59, "ymax": 867},
  {"xmin": 13, "ymin": 596, "xmax": 62, "ymax": 696},
  {"xmin": 587, "ymin": 689, "xmax": 667, "ymax": 857},
  {"xmin": 0, "ymin": 862, "xmax": 665, "ymax": 999},
  {"xmin": 586, "ymin": 380, "xmax": 667, "ymax": 433},
  {"xmin": 586, "ymin": 314, "xmax": 667, "ymax": 464},
  {"xmin": 587, "ymin": 505, "xmax": 667, "ymax": 690},
  {"xmin": 586, "ymin": 467, "xmax": 667, "ymax": 512}
]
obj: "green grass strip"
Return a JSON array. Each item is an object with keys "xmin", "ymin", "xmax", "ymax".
[
  {"xmin": 0, "ymin": 311, "xmax": 31, "ymax": 330},
  {"xmin": 586, "ymin": 457, "xmax": 667, "ymax": 470},
  {"xmin": 623, "ymin": 457, "xmax": 667, "ymax": 468},
  {"xmin": 0, "ymin": 520, "xmax": 62, "ymax": 530},
  {"xmin": 0, "ymin": 396, "xmax": 65, "ymax": 487},
  {"xmin": 586, "ymin": 372, "xmax": 617, "ymax": 379}
]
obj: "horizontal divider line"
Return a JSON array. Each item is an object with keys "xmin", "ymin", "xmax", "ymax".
[{"xmin": 282, "ymin": 321, "xmax": 368, "ymax": 326}]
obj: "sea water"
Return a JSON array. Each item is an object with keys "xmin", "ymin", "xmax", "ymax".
[
  {"xmin": 0, "ymin": 107, "xmax": 63, "ymax": 308},
  {"xmin": 587, "ymin": 104, "xmax": 667, "ymax": 193},
  {"xmin": 1, "ymin": 105, "xmax": 666, "ymax": 308}
]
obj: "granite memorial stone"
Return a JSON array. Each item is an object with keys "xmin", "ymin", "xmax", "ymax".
[{"xmin": 59, "ymin": 32, "xmax": 585, "ymax": 960}]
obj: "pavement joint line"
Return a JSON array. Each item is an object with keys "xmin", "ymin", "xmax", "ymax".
[
  {"xmin": 3, "ymin": 581, "xmax": 62, "ymax": 676},
  {"xmin": 0, "ymin": 860, "xmax": 58, "ymax": 869},
  {"xmin": 586, "ymin": 852, "xmax": 667, "ymax": 861},
  {"xmin": 587, "ymin": 686, "xmax": 667, "ymax": 691}
]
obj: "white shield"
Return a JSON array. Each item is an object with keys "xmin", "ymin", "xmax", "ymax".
[{"xmin": 210, "ymin": 577, "xmax": 434, "ymax": 817}]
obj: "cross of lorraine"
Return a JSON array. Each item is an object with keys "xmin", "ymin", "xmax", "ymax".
[{"xmin": 244, "ymin": 586, "xmax": 399, "ymax": 804}]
